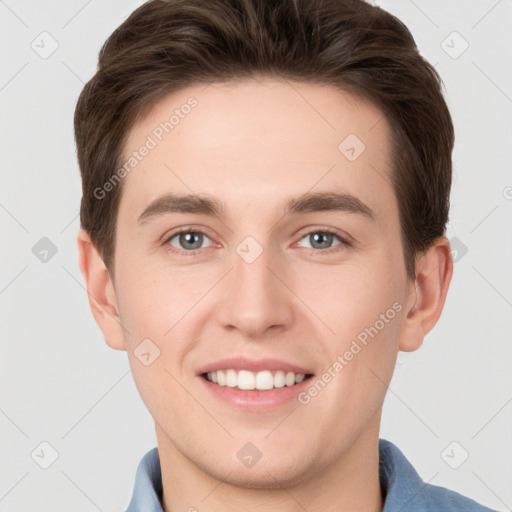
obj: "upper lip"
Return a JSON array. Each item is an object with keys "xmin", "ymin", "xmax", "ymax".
[{"xmin": 196, "ymin": 357, "xmax": 314, "ymax": 376}]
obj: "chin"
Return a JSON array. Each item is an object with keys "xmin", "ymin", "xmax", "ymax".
[{"xmin": 198, "ymin": 447, "xmax": 317, "ymax": 490}]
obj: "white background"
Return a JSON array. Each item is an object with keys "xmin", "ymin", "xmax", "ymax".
[{"xmin": 0, "ymin": 0, "xmax": 511, "ymax": 510}]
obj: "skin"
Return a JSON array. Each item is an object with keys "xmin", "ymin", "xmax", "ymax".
[{"xmin": 77, "ymin": 79, "xmax": 452, "ymax": 512}]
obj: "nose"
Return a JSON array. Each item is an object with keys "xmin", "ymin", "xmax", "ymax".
[{"xmin": 216, "ymin": 240, "xmax": 294, "ymax": 339}]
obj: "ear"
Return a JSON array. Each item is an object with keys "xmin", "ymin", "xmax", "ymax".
[
  {"xmin": 398, "ymin": 236, "xmax": 453, "ymax": 352},
  {"xmin": 76, "ymin": 229, "xmax": 127, "ymax": 351}
]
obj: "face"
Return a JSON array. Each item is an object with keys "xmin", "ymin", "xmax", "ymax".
[{"xmin": 107, "ymin": 79, "xmax": 416, "ymax": 486}]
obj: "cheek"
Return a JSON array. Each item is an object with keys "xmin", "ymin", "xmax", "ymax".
[
  {"xmin": 114, "ymin": 261, "xmax": 172, "ymax": 348},
  {"xmin": 306, "ymin": 256, "xmax": 404, "ymax": 354},
  {"xmin": 115, "ymin": 261, "xmax": 207, "ymax": 360},
  {"xmin": 114, "ymin": 267, "xmax": 195, "ymax": 416}
]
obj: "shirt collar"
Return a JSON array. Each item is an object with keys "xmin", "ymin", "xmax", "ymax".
[
  {"xmin": 125, "ymin": 445, "xmax": 163, "ymax": 512},
  {"xmin": 379, "ymin": 438, "xmax": 428, "ymax": 511},
  {"xmin": 124, "ymin": 438, "xmax": 465, "ymax": 512}
]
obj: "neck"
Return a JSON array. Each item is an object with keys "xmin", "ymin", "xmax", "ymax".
[{"xmin": 156, "ymin": 416, "xmax": 384, "ymax": 512}]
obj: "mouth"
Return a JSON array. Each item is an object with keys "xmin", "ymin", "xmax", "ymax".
[
  {"xmin": 197, "ymin": 358, "xmax": 316, "ymax": 411},
  {"xmin": 201, "ymin": 369, "xmax": 315, "ymax": 391}
]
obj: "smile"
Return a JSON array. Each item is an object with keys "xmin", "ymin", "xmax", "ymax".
[{"xmin": 203, "ymin": 369, "xmax": 313, "ymax": 390}]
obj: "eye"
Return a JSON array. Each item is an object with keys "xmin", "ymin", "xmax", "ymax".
[
  {"xmin": 296, "ymin": 228, "xmax": 351, "ymax": 254},
  {"xmin": 164, "ymin": 228, "xmax": 214, "ymax": 256},
  {"xmin": 162, "ymin": 226, "xmax": 351, "ymax": 257}
]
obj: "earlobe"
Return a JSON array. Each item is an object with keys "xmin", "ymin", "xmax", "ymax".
[
  {"xmin": 76, "ymin": 229, "xmax": 127, "ymax": 351},
  {"xmin": 398, "ymin": 236, "xmax": 453, "ymax": 352}
]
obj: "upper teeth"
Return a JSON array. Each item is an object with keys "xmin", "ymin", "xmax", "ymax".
[{"xmin": 206, "ymin": 369, "xmax": 306, "ymax": 390}]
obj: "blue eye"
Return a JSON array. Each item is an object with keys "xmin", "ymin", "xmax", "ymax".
[
  {"xmin": 297, "ymin": 229, "xmax": 351, "ymax": 254},
  {"xmin": 163, "ymin": 226, "xmax": 351, "ymax": 257},
  {"xmin": 165, "ymin": 229, "xmax": 214, "ymax": 255}
]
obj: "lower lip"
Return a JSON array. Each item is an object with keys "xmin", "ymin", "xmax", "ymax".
[{"xmin": 198, "ymin": 374, "xmax": 314, "ymax": 412}]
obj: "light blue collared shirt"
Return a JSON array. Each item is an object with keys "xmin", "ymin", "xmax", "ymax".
[{"xmin": 125, "ymin": 438, "xmax": 498, "ymax": 511}]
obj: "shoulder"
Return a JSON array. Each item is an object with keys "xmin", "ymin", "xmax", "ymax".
[
  {"xmin": 379, "ymin": 439, "xmax": 499, "ymax": 512},
  {"xmin": 416, "ymin": 480, "xmax": 499, "ymax": 511}
]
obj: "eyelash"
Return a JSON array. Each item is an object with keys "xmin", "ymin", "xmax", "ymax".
[{"xmin": 162, "ymin": 225, "xmax": 352, "ymax": 257}]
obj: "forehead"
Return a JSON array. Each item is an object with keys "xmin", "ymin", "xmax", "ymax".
[{"xmin": 118, "ymin": 79, "xmax": 396, "ymax": 225}]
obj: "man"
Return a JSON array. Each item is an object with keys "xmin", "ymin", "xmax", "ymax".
[{"xmin": 74, "ymin": 0, "xmax": 498, "ymax": 510}]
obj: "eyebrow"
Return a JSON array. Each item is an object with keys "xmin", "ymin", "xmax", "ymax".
[{"xmin": 137, "ymin": 191, "xmax": 376, "ymax": 225}]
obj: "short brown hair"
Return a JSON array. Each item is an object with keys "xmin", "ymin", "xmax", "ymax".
[{"xmin": 74, "ymin": 0, "xmax": 454, "ymax": 280}]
